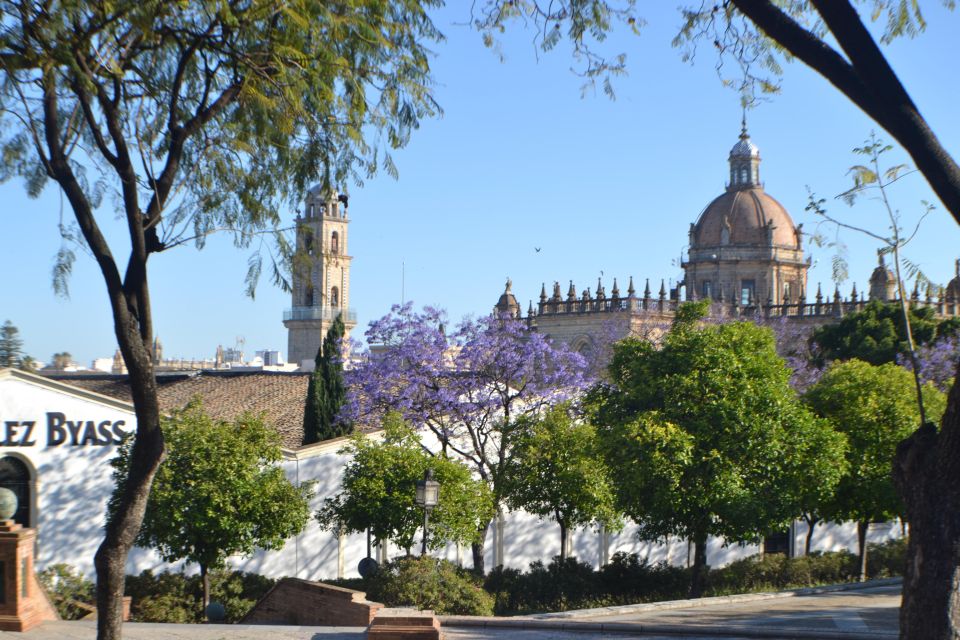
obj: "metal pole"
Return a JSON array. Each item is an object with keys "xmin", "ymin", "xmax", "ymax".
[{"xmin": 421, "ymin": 508, "xmax": 430, "ymax": 556}]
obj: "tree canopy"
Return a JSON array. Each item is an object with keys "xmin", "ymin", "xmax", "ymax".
[
  {"xmin": 316, "ymin": 413, "xmax": 495, "ymax": 553},
  {"xmin": 343, "ymin": 304, "xmax": 588, "ymax": 572},
  {"xmin": 591, "ymin": 309, "xmax": 847, "ymax": 597},
  {"xmin": 810, "ymin": 301, "xmax": 950, "ymax": 367},
  {"xmin": 0, "ymin": 321, "xmax": 24, "ymax": 368},
  {"xmin": 0, "ymin": 2, "xmax": 442, "ymax": 635},
  {"xmin": 809, "ymin": 360, "xmax": 946, "ymax": 523},
  {"xmin": 503, "ymin": 404, "xmax": 621, "ymax": 561},
  {"xmin": 805, "ymin": 359, "xmax": 945, "ymax": 577},
  {"xmin": 109, "ymin": 398, "xmax": 313, "ymax": 613}
]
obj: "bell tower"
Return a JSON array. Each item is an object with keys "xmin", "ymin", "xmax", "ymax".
[{"xmin": 284, "ymin": 185, "xmax": 356, "ymax": 368}]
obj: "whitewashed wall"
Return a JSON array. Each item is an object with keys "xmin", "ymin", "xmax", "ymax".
[{"xmin": 0, "ymin": 370, "xmax": 904, "ymax": 583}]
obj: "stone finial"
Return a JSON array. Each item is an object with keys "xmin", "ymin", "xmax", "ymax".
[
  {"xmin": 567, "ymin": 281, "xmax": 577, "ymax": 302},
  {"xmin": 596, "ymin": 277, "xmax": 605, "ymax": 299},
  {"xmin": 659, "ymin": 280, "xmax": 667, "ymax": 300},
  {"xmin": 611, "ymin": 278, "xmax": 620, "ymax": 299},
  {"xmin": 627, "ymin": 276, "xmax": 636, "ymax": 298},
  {"xmin": 850, "ymin": 282, "xmax": 858, "ymax": 300},
  {"xmin": 504, "ymin": 278, "xmax": 512, "ymax": 294},
  {"xmin": 816, "ymin": 283, "xmax": 823, "ymax": 302},
  {"xmin": 540, "ymin": 283, "xmax": 547, "ymax": 304},
  {"xmin": 552, "ymin": 281, "xmax": 562, "ymax": 301},
  {"xmin": 528, "ymin": 300, "xmax": 535, "ymax": 317},
  {"xmin": 644, "ymin": 278, "xmax": 652, "ymax": 299}
]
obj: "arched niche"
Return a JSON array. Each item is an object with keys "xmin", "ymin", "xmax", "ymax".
[{"xmin": 0, "ymin": 454, "xmax": 36, "ymax": 529}]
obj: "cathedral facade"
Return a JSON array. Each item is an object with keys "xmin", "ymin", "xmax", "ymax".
[{"xmin": 496, "ymin": 124, "xmax": 960, "ymax": 353}]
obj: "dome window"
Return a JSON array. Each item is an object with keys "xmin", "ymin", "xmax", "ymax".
[{"xmin": 331, "ymin": 286, "xmax": 340, "ymax": 308}]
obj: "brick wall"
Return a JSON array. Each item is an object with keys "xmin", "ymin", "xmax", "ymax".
[{"xmin": 242, "ymin": 578, "xmax": 382, "ymax": 626}]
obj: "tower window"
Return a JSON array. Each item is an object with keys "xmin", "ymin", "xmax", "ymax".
[
  {"xmin": 702, "ymin": 280, "xmax": 713, "ymax": 299},
  {"xmin": 305, "ymin": 283, "xmax": 314, "ymax": 307},
  {"xmin": 740, "ymin": 280, "xmax": 755, "ymax": 306},
  {"xmin": 331, "ymin": 231, "xmax": 339, "ymax": 254},
  {"xmin": 331, "ymin": 286, "xmax": 340, "ymax": 308},
  {"xmin": 304, "ymin": 231, "xmax": 314, "ymax": 256}
]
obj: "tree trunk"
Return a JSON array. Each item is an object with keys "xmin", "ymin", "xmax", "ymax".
[
  {"xmin": 94, "ymin": 346, "xmax": 165, "ymax": 640},
  {"xmin": 804, "ymin": 515, "xmax": 820, "ymax": 555},
  {"xmin": 893, "ymin": 364, "xmax": 960, "ymax": 640},
  {"xmin": 559, "ymin": 520, "xmax": 568, "ymax": 562},
  {"xmin": 689, "ymin": 531, "xmax": 709, "ymax": 599},
  {"xmin": 857, "ymin": 521, "xmax": 869, "ymax": 582},
  {"xmin": 471, "ymin": 522, "xmax": 489, "ymax": 575},
  {"xmin": 201, "ymin": 564, "xmax": 210, "ymax": 618}
]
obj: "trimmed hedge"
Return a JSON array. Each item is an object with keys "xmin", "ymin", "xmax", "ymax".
[
  {"xmin": 124, "ymin": 569, "xmax": 275, "ymax": 622},
  {"xmin": 485, "ymin": 538, "xmax": 906, "ymax": 615}
]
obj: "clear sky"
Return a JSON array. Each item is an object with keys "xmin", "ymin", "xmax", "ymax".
[{"xmin": 3, "ymin": 4, "xmax": 960, "ymax": 367}]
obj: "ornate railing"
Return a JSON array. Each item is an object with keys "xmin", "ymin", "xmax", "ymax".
[{"xmin": 283, "ymin": 306, "xmax": 357, "ymax": 323}]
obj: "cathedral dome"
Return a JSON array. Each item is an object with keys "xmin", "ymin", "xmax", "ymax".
[
  {"xmin": 692, "ymin": 187, "xmax": 799, "ymax": 248},
  {"xmin": 495, "ymin": 278, "xmax": 520, "ymax": 316}
]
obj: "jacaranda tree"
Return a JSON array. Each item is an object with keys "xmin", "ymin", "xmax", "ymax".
[{"xmin": 343, "ymin": 304, "xmax": 589, "ymax": 572}]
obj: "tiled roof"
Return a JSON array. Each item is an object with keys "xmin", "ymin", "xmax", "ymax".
[{"xmin": 44, "ymin": 371, "xmax": 314, "ymax": 449}]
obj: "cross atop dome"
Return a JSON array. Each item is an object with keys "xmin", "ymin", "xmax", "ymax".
[{"xmin": 728, "ymin": 116, "xmax": 761, "ymax": 190}]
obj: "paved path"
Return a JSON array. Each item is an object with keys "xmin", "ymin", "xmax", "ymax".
[{"xmin": 2, "ymin": 582, "xmax": 901, "ymax": 639}]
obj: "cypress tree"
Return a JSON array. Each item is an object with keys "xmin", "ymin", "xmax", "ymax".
[
  {"xmin": 303, "ymin": 313, "xmax": 350, "ymax": 444},
  {"xmin": 0, "ymin": 321, "xmax": 23, "ymax": 368}
]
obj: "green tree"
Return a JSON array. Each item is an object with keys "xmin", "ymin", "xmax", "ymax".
[
  {"xmin": 109, "ymin": 398, "xmax": 313, "ymax": 615},
  {"xmin": 472, "ymin": 3, "xmax": 960, "ymax": 626},
  {"xmin": 503, "ymin": 404, "xmax": 621, "ymax": 561},
  {"xmin": 316, "ymin": 413, "xmax": 495, "ymax": 553},
  {"xmin": 805, "ymin": 359, "xmax": 945, "ymax": 581},
  {"xmin": 591, "ymin": 308, "xmax": 847, "ymax": 598},
  {"xmin": 0, "ymin": 2, "xmax": 439, "ymax": 636},
  {"xmin": 0, "ymin": 321, "xmax": 23, "ymax": 368},
  {"xmin": 811, "ymin": 301, "xmax": 945, "ymax": 367},
  {"xmin": 303, "ymin": 313, "xmax": 349, "ymax": 445}
]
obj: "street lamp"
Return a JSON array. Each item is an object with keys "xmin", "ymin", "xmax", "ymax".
[{"xmin": 415, "ymin": 469, "xmax": 440, "ymax": 556}]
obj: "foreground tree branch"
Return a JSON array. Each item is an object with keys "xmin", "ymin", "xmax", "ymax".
[{"xmin": 0, "ymin": 2, "xmax": 441, "ymax": 638}]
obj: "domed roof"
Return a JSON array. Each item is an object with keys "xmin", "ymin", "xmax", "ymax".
[
  {"xmin": 870, "ymin": 254, "xmax": 896, "ymax": 284},
  {"xmin": 495, "ymin": 278, "xmax": 520, "ymax": 315},
  {"xmin": 947, "ymin": 260, "xmax": 960, "ymax": 300},
  {"xmin": 692, "ymin": 187, "xmax": 799, "ymax": 248},
  {"xmin": 730, "ymin": 135, "xmax": 760, "ymax": 159}
]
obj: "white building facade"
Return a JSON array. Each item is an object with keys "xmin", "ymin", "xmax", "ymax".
[{"xmin": 0, "ymin": 368, "xmax": 900, "ymax": 583}]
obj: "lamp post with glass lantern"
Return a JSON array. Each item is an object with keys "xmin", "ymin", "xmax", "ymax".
[{"xmin": 414, "ymin": 469, "xmax": 440, "ymax": 556}]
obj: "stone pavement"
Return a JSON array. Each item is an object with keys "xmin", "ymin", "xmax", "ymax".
[
  {"xmin": 444, "ymin": 582, "xmax": 901, "ymax": 640},
  {"xmin": 0, "ymin": 581, "xmax": 901, "ymax": 639}
]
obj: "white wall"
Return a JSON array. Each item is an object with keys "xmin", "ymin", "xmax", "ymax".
[{"xmin": 0, "ymin": 372, "xmax": 903, "ymax": 583}]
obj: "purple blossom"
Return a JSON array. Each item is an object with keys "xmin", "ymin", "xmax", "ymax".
[
  {"xmin": 342, "ymin": 303, "xmax": 589, "ymax": 484},
  {"xmin": 899, "ymin": 336, "xmax": 960, "ymax": 392}
]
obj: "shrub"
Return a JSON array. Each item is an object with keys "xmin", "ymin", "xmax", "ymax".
[
  {"xmin": 37, "ymin": 564, "xmax": 95, "ymax": 620},
  {"xmin": 124, "ymin": 569, "xmax": 275, "ymax": 623},
  {"xmin": 364, "ymin": 556, "xmax": 494, "ymax": 616},
  {"xmin": 867, "ymin": 537, "xmax": 907, "ymax": 579},
  {"xmin": 598, "ymin": 552, "xmax": 689, "ymax": 603}
]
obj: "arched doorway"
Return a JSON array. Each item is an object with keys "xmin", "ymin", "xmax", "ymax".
[{"xmin": 0, "ymin": 456, "xmax": 34, "ymax": 528}]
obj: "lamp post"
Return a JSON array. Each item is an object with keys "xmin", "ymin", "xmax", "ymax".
[{"xmin": 414, "ymin": 469, "xmax": 440, "ymax": 556}]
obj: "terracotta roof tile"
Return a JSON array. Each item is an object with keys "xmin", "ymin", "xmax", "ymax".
[{"xmin": 44, "ymin": 371, "xmax": 314, "ymax": 449}]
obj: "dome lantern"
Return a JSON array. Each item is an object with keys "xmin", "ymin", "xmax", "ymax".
[{"xmin": 728, "ymin": 116, "xmax": 761, "ymax": 190}]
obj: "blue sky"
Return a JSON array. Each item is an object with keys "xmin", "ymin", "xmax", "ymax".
[{"xmin": 3, "ymin": 4, "xmax": 960, "ymax": 366}]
